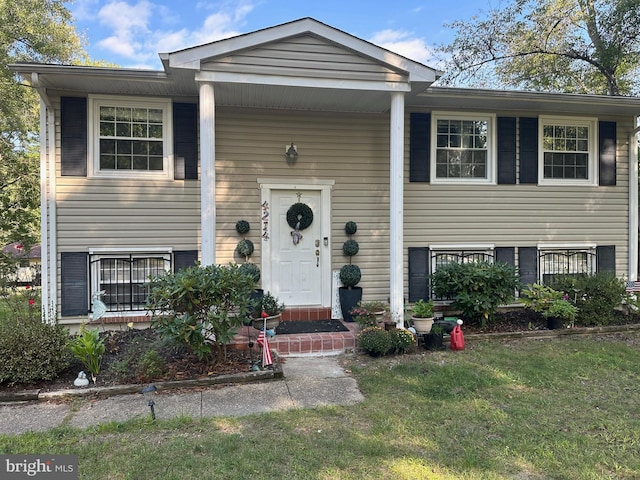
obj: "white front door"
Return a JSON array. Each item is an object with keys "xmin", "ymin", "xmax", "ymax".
[{"xmin": 270, "ymin": 190, "xmax": 322, "ymax": 305}]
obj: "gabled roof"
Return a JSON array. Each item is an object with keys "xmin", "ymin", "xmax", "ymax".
[{"xmin": 162, "ymin": 17, "xmax": 441, "ymax": 85}]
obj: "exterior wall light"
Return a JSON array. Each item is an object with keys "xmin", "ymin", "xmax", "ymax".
[{"xmin": 285, "ymin": 143, "xmax": 298, "ymax": 165}]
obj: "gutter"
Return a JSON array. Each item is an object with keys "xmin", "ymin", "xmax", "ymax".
[{"xmin": 31, "ymin": 73, "xmax": 57, "ymax": 323}]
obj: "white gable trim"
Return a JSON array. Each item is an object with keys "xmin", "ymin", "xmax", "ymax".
[{"xmin": 166, "ymin": 18, "xmax": 438, "ymax": 83}]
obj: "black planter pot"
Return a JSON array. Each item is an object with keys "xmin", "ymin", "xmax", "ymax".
[
  {"xmin": 546, "ymin": 316, "xmax": 564, "ymax": 330},
  {"xmin": 423, "ymin": 332, "xmax": 444, "ymax": 350},
  {"xmin": 339, "ymin": 286, "xmax": 363, "ymax": 322}
]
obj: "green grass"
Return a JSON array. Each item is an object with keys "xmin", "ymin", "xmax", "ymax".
[{"xmin": 2, "ymin": 333, "xmax": 640, "ymax": 479}]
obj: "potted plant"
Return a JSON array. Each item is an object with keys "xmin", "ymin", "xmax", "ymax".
[
  {"xmin": 339, "ymin": 221, "xmax": 362, "ymax": 322},
  {"xmin": 410, "ymin": 298, "xmax": 435, "ymax": 333},
  {"xmin": 350, "ymin": 301, "xmax": 389, "ymax": 329},
  {"xmin": 544, "ymin": 298, "xmax": 578, "ymax": 329},
  {"xmin": 252, "ymin": 292, "xmax": 285, "ymax": 330},
  {"xmin": 423, "ymin": 323, "xmax": 444, "ymax": 350}
]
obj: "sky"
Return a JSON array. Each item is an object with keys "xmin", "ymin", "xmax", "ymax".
[{"xmin": 70, "ymin": 0, "xmax": 495, "ymax": 70}]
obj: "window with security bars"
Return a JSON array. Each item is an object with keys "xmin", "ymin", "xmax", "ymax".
[
  {"xmin": 90, "ymin": 254, "xmax": 171, "ymax": 312},
  {"xmin": 539, "ymin": 249, "xmax": 596, "ymax": 285},
  {"xmin": 99, "ymin": 106, "xmax": 164, "ymax": 172},
  {"xmin": 431, "ymin": 250, "xmax": 494, "ymax": 299}
]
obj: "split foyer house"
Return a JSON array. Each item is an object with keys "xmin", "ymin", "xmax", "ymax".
[{"xmin": 9, "ymin": 17, "xmax": 640, "ymax": 328}]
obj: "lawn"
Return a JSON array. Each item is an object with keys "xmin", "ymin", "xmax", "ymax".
[{"xmin": 2, "ymin": 333, "xmax": 640, "ymax": 479}]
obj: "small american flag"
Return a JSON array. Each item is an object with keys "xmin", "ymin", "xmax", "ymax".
[
  {"xmin": 257, "ymin": 324, "xmax": 273, "ymax": 367},
  {"xmin": 626, "ymin": 280, "xmax": 640, "ymax": 293}
]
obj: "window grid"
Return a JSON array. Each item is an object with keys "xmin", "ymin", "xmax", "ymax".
[
  {"xmin": 436, "ymin": 119, "xmax": 488, "ymax": 179},
  {"xmin": 90, "ymin": 254, "xmax": 171, "ymax": 312},
  {"xmin": 99, "ymin": 106, "xmax": 164, "ymax": 172},
  {"xmin": 539, "ymin": 250, "xmax": 596, "ymax": 285},
  {"xmin": 542, "ymin": 124, "xmax": 589, "ymax": 180}
]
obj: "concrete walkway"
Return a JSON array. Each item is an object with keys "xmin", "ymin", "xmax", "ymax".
[{"xmin": 0, "ymin": 356, "xmax": 364, "ymax": 436}]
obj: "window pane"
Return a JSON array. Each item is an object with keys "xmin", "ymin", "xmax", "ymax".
[
  {"xmin": 133, "ymin": 156, "xmax": 148, "ymax": 170},
  {"xmin": 100, "ymin": 121, "xmax": 114, "ymax": 136},
  {"xmin": 100, "ymin": 106, "xmax": 115, "ymax": 121},
  {"xmin": 100, "ymin": 155, "xmax": 115, "ymax": 169},
  {"xmin": 116, "ymin": 122, "xmax": 130, "ymax": 137},
  {"xmin": 148, "ymin": 156, "xmax": 164, "ymax": 170},
  {"xmin": 117, "ymin": 156, "xmax": 132, "ymax": 169}
]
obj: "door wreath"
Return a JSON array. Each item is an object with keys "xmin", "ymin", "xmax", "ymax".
[{"xmin": 287, "ymin": 202, "xmax": 313, "ymax": 245}]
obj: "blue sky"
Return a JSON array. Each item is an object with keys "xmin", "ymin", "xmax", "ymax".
[{"xmin": 71, "ymin": 0, "xmax": 494, "ymax": 70}]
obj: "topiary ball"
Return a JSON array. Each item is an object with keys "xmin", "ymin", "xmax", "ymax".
[
  {"xmin": 340, "ymin": 264, "xmax": 361, "ymax": 287},
  {"xmin": 342, "ymin": 239, "xmax": 359, "ymax": 257},
  {"xmin": 236, "ymin": 220, "xmax": 250, "ymax": 235},
  {"xmin": 239, "ymin": 262, "xmax": 261, "ymax": 283},
  {"xmin": 345, "ymin": 221, "xmax": 357, "ymax": 235},
  {"xmin": 236, "ymin": 239, "xmax": 254, "ymax": 257}
]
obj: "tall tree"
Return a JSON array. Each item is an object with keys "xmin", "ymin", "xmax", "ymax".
[
  {"xmin": 437, "ymin": 0, "xmax": 640, "ymax": 96},
  {"xmin": 0, "ymin": 0, "xmax": 85, "ymax": 251}
]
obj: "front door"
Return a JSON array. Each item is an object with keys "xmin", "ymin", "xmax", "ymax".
[{"xmin": 270, "ymin": 190, "xmax": 322, "ymax": 306}]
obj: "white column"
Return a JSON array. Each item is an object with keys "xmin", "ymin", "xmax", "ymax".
[
  {"xmin": 199, "ymin": 82, "xmax": 216, "ymax": 265},
  {"xmin": 629, "ymin": 124, "xmax": 639, "ymax": 280},
  {"xmin": 389, "ymin": 92, "xmax": 405, "ymax": 327}
]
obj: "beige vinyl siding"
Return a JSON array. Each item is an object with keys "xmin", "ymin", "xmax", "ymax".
[
  {"xmin": 202, "ymin": 35, "xmax": 406, "ymax": 83},
  {"xmin": 404, "ymin": 110, "xmax": 633, "ymax": 279},
  {"xmin": 214, "ymin": 107, "xmax": 392, "ymax": 301}
]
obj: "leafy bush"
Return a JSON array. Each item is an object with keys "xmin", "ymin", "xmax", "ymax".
[
  {"xmin": 69, "ymin": 327, "xmax": 105, "ymax": 384},
  {"xmin": 550, "ymin": 273, "xmax": 626, "ymax": 326},
  {"xmin": 389, "ymin": 328, "xmax": 415, "ymax": 354},
  {"xmin": 0, "ymin": 318, "xmax": 71, "ymax": 386},
  {"xmin": 431, "ymin": 261, "xmax": 520, "ymax": 327},
  {"xmin": 521, "ymin": 283, "xmax": 563, "ymax": 314},
  {"xmin": 138, "ymin": 349, "xmax": 167, "ymax": 381},
  {"xmin": 147, "ymin": 263, "xmax": 256, "ymax": 362},
  {"xmin": 357, "ymin": 327, "xmax": 392, "ymax": 357}
]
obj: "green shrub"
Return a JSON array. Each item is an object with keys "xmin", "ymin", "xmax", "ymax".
[
  {"xmin": 340, "ymin": 264, "xmax": 361, "ymax": 287},
  {"xmin": 69, "ymin": 327, "xmax": 105, "ymax": 384},
  {"xmin": 389, "ymin": 328, "xmax": 415, "ymax": 354},
  {"xmin": 357, "ymin": 327, "xmax": 392, "ymax": 357},
  {"xmin": 550, "ymin": 273, "xmax": 626, "ymax": 326},
  {"xmin": 0, "ymin": 318, "xmax": 71, "ymax": 386},
  {"xmin": 147, "ymin": 263, "xmax": 256, "ymax": 362},
  {"xmin": 138, "ymin": 349, "xmax": 167, "ymax": 381},
  {"xmin": 431, "ymin": 261, "xmax": 520, "ymax": 327}
]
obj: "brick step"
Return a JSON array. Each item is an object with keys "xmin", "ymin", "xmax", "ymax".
[{"xmin": 232, "ymin": 320, "xmax": 358, "ymax": 357}]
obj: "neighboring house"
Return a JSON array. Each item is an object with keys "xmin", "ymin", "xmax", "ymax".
[
  {"xmin": 1, "ymin": 242, "xmax": 41, "ymax": 285},
  {"xmin": 9, "ymin": 17, "xmax": 640, "ymax": 328}
]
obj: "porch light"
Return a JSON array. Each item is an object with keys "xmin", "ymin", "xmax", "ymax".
[
  {"xmin": 285, "ymin": 143, "xmax": 298, "ymax": 165},
  {"xmin": 141, "ymin": 385, "xmax": 157, "ymax": 420}
]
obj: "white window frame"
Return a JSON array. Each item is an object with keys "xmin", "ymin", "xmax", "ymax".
[
  {"xmin": 89, "ymin": 247, "xmax": 172, "ymax": 315},
  {"xmin": 430, "ymin": 112, "xmax": 497, "ymax": 185},
  {"xmin": 538, "ymin": 116, "xmax": 598, "ymax": 186},
  {"xmin": 87, "ymin": 95, "xmax": 174, "ymax": 180},
  {"xmin": 537, "ymin": 243, "xmax": 597, "ymax": 284}
]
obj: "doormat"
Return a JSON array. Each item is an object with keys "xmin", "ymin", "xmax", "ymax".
[{"xmin": 275, "ymin": 319, "xmax": 349, "ymax": 335}]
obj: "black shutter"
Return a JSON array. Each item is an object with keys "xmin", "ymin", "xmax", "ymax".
[
  {"xmin": 519, "ymin": 117, "xmax": 538, "ymax": 184},
  {"xmin": 495, "ymin": 247, "xmax": 515, "ymax": 266},
  {"xmin": 61, "ymin": 97, "xmax": 87, "ymax": 176},
  {"xmin": 174, "ymin": 250, "xmax": 198, "ymax": 271},
  {"xmin": 409, "ymin": 113, "xmax": 430, "ymax": 182},
  {"xmin": 497, "ymin": 117, "xmax": 516, "ymax": 184},
  {"xmin": 596, "ymin": 245, "xmax": 616, "ymax": 273},
  {"xmin": 61, "ymin": 252, "xmax": 88, "ymax": 316},
  {"xmin": 173, "ymin": 103, "xmax": 198, "ymax": 180},
  {"xmin": 408, "ymin": 247, "xmax": 430, "ymax": 302},
  {"xmin": 518, "ymin": 247, "xmax": 538, "ymax": 286},
  {"xmin": 599, "ymin": 121, "xmax": 616, "ymax": 186}
]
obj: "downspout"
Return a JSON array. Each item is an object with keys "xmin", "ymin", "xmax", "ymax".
[
  {"xmin": 629, "ymin": 119, "xmax": 639, "ymax": 281},
  {"xmin": 32, "ymin": 73, "xmax": 57, "ymax": 323}
]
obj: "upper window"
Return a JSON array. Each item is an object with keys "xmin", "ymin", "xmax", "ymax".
[
  {"xmin": 431, "ymin": 112, "xmax": 496, "ymax": 184},
  {"xmin": 539, "ymin": 116, "xmax": 597, "ymax": 185},
  {"xmin": 89, "ymin": 96, "xmax": 172, "ymax": 179}
]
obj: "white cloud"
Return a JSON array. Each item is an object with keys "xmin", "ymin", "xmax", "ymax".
[{"xmin": 369, "ymin": 28, "xmax": 436, "ymax": 65}]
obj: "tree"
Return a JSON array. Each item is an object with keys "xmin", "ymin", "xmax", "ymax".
[
  {"xmin": 0, "ymin": 0, "xmax": 86, "ymax": 253},
  {"xmin": 437, "ymin": 0, "xmax": 640, "ymax": 96}
]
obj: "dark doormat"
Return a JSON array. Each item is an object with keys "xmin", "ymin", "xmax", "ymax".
[{"xmin": 275, "ymin": 319, "xmax": 349, "ymax": 335}]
